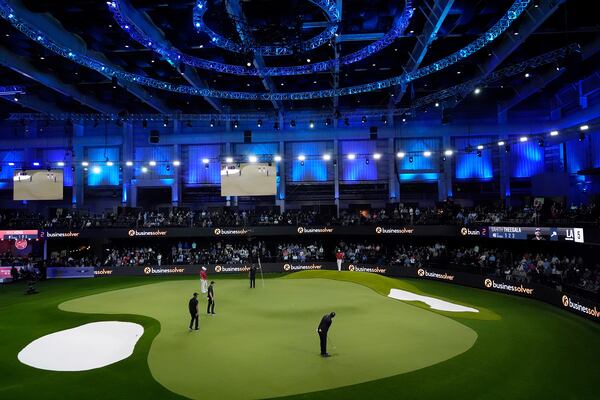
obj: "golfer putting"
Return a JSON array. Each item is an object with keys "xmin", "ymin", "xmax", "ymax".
[{"xmin": 317, "ymin": 312, "xmax": 335, "ymax": 357}]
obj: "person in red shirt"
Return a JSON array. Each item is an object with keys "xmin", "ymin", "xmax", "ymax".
[
  {"xmin": 200, "ymin": 267, "xmax": 208, "ymax": 294},
  {"xmin": 335, "ymin": 249, "xmax": 344, "ymax": 271}
]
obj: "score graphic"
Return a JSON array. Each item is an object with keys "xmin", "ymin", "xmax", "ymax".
[{"xmin": 487, "ymin": 226, "xmax": 584, "ymax": 243}]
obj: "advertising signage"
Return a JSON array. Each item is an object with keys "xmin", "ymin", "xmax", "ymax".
[{"xmin": 486, "ymin": 226, "xmax": 585, "ymax": 243}]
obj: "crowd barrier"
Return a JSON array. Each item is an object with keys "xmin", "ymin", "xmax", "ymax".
[{"xmin": 85, "ymin": 261, "xmax": 600, "ymax": 323}]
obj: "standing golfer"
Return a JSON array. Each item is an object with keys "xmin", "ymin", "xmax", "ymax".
[
  {"xmin": 317, "ymin": 312, "xmax": 335, "ymax": 357},
  {"xmin": 188, "ymin": 292, "xmax": 199, "ymax": 331},
  {"xmin": 200, "ymin": 267, "xmax": 208, "ymax": 294},
  {"xmin": 207, "ymin": 281, "xmax": 216, "ymax": 315},
  {"xmin": 335, "ymin": 249, "xmax": 344, "ymax": 271},
  {"xmin": 249, "ymin": 265, "xmax": 256, "ymax": 288}
]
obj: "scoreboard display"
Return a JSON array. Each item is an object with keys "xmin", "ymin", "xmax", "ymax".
[{"xmin": 487, "ymin": 226, "xmax": 584, "ymax": 243}]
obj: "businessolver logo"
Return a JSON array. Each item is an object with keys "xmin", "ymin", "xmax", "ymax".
[
  {"xmin": 418, "ymin": 268, "xmax": 455, "ymax": 281},
  {"xmin": 348, "ymin": 264, "xmax": 355, "ymax": 271},
  {"xmin": 483, "ymin": 278, "xmax": 534, "ymax": 295},
  {"xmin": 297, "ymin": 227, "xmax": 304, "ymax": 234},
  {"xmin": 128, "ymin": 230, "xmax": 136, "ymax": 237},
  {"xmin": 484, "ymin": 278, "xmax": 493, "ymax": 288},
  {"xmin": 561, "ymin": 295, "xmax": 600, "ymax": 318},
  {"xmin": 284, "ymin": 264, "xmax": 291, "ymax": 271},
  {"xmin": 214, "ymin": 228, "xmax": 221, "ymax": 235},
  {"xmin": 417, "ymin": 268, "xmax": 425, "ymax": 277},
  {"xmin": 375, "ymin": 227, "xmax": 383, "ymax": 234},
  {"xmin": 143, "ymin": 267, "xmax": 152, "ymax": 275},
  {"xmin": 215, "ymin": 265, "xmax": 222, "ymax": 273}
]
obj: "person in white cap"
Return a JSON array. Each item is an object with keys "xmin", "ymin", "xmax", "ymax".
[{"xmin": 200, "ymin": 267, "xmax": 208, "ymax": 293}]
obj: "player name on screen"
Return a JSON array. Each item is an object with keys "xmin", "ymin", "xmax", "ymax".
[
  {"xmin": 488, "ymin": 226, "xmax": 584, "ymax": 243},
  {"xmin": 220, "ymin": 163, "xmax": 276, "ymax": 196},
  {"xmin": 13, "ymin": 169, "xmax": 64, "ymax": 201}
]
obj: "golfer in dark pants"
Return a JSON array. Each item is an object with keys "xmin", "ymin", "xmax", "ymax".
[
  {"xmin": 249, "ymin": 265, "xmax": 256, "ymax": 288},
  {"xmin": 207, "ymin": 281, "xmax": 215, "ymax": 315},
  {"xmin": 317, "ymin": 312, "xmax": 335, "ymax": 357},
  {"xmin": 188, "ymin": 292, "xmax": 199, "ymax": 331}
]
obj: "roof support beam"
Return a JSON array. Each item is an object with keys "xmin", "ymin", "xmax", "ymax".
[
  {"xmin": 225, "ymin": 0, "xmax": 283, "ymax": 113},
  {"xmin": 115, "ymin": 0, "xmax": 223, "ymax": 113},
  {"xmin": 0, "ymin": 94, "xmax": 63, "ymax": 114},
  {"xmin": 0, "ymin": 45, "xmax": 120, "ymax": 114},
  {"xmin": 9, "ymin": 0, "xmax": 174, "ymax": 113}
]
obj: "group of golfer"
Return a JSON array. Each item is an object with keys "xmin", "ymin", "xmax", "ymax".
[{"xmin": 187, "ymin": 265, "xmax": 335, "ymax": 356}]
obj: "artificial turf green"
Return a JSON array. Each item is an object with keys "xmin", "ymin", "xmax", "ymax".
[
  {"xmin": 59, "ymin": 277, "xmax": 476, "ymax": 400},
  {"xmin": 0, "ymin": 272, "xmax": 598, "ymax": 400}
]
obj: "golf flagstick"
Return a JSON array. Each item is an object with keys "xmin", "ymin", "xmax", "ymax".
[{"xmin": 258, "ymin": 256, "xmax": 265, "ymax": 287}]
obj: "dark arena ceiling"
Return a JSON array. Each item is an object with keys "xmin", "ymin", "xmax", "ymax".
[{"xmin": 0, "ymin": 0, "xmax": 598, "ymax": 120}]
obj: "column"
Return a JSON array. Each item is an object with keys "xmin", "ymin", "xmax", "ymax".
[
  {"xmin": 388, "ymin": 138, "xmax": 399, "ymax": 202},
  {"xmin": 172, "ymin": 143, "xmax": 181, "ymax": 206},
  {"xmin": 333, "ymin": 138, "xmax": 340, "ymax": 215},
  {"xmin": 275, "ymin": 140, "xmax": 286, "ymax": 212},
  {"xmin": 122, "ymin": 123, "xmax": 134, "ymax": 206},
  {"xmin": 438, "ymin": 135, "xmax": 452, "ymax": 201},
  {"xmin": 72, "ymin": 123, "xmax": 85, "ymax": 207},
  {"xmin": 498, "ymin": 135, "xmax": 510, "ymax": 206}
]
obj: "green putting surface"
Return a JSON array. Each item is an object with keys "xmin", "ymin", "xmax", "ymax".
[
  {"xmin": 0, "ymin": 271, "xmax": 598, "ymax": 400},
  {"xmin": 60, "ymin": 277, "xmax": 477, "ymax": 400}
]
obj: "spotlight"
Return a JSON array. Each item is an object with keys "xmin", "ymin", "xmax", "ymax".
[
  {"xmin": 344, "ymin": 118, "xmax": 349, "ymax": 126},
  {"xmin": 92, "ymin": 166, "xmax": 101, "ymax": 174},
  {"xmin": 8, "ymin": 162, "xmax": 15, "ymax": 166},
  {"xmin": 225, "ymin": 157, "xmax": 234, "ymax": 163},
  {"xmin": 274, "ymin": 155, "xmax": 282, "ymax": 162},
  {"xmin": 579, "ymin": 132, "xmax": 585, "ymax": 141},
  {"xmin": 435, "ymin": 102, "xmax": 439, "ymax": 107},
  {"xmin": 580, "ymin": 124, "xmax": 589, "ymax": 131},
  {"xmin": 347, "ymin": 153, "xmax": 356, "ymax": 160},
  {"xmin": 173, "ymin": 160, "xmax": 181, "ymax": 167},
  {"xmin": 126, "ymin": 161, "xmax": 133, "ymax": 167},
  {"xmin": 444, "ymin": 150, "xmax": 453, "ymax": 156},
  {"xmin": 396, "ymin": 152, "xmax": 405, "ymax": 159},
  {"xmin": 476, "ymin": 150, "xmax": 482, "ymax": 157},
  {"xmin": 476, "ymin": 145, "xmax": 484, "ymax": 150},
  {"xmin": 550, "ymin": 130, "xmax": 559, "ymax": 136},
  {"xmin": 141, "ymin": 166, "xmax": 148, "ymax": 173},
  {"xmin": 81, "ymin": 161, "xmax": 89, "ymax": 167},
  {"xmin": 519, "ymin": 136, "xmax": 528, "ymax": 142},
  {"xmin": 13, "ymin": 93, "xmax": 20, "ymax": 102},
  {"xmin": 361, "ymin": 116, "xmax": 367, "ymax": 124},
  {"xmin": 257, "ymin": 119, "xmax": 262, "ymax": 128},
  {"xmin": 525, "ymin": 73, "xmax": 530, "ymax": 78},
  {"xmin": 246, "ymin": 62, "xmax": 252, "ymax": 67},
  {"xmin": 423, "ymin": 151, "xmax": 432, "ymax": 157},
  {"xmin": 498, "ymin": 141, "xmax": 505, "ymax": 146},
  {"xmin": 505, "ymin": 144, "xmax": 511, "ymax": 153},
  {"xmin": 298, "ymin": 155, "xmax": 306, "ymax": 162},
  {"xmin": 149, "ymin": 160, "xmax": 157, "ymax": 166},
  {"xmin": 474, "ymin": 88, "xmax": 481, "ymax": 95},
  {"xmin": 233, "ymin": 120, "xmax": 239, "ymax": 129},
  {"xmin": 325, "ymin": 118, "xmax": 332, "ymax": 126},
  {"xmin": 210, "ymin": 119, "xmax": 215, "ymax": 128},
  {"xmin": 309, "ymin": 120, "xmax": 315, "ymax": 129},
  {"xmin": 365, "ymin": 158, "xmax": 370, "ymax": 165},
  {"xmin": 537, "ymin": 139, "xmax": 544, "ymax": 147},
  {"xmin": 408, "ymin": 156, "xmax": 414, "ymax": 163},
  {"xmin": 163, "ymin": 118, "xmax": 169, "ymax": 127},
  {"xmin": 373, "ymin": 153, "xmax": 382, "ymax": 160},
  {"xmin": 57, "ymin": 161, "xmax": 65, "ymax": 167},
  {"xmin": 106, "ymin": 160, "xmax": 114, "ymax": 167},
  {"xmin": 290, "ymin": 120, "xmax": 296, "ymax": 128},
  {"xmin": 381, "ymin": 116, "xmax": 388, "ymax": 124},
  {"xmin": 273, "ymin": 121, "xmax": 280, "ymax": 131},
  {"xmin": 202, "ymin": 158, "xmax": 210, "ymax": 164},
  {"xmin": 248, "ymin": 155, "xmax": 258, "ymax": 163},
  {"xmin": 33, "ymin": 162, "xmax": 40, "ymax": 167},
  {"xmin": 323, "ymin": 154, "xmax": 331, "ymax": 161}
]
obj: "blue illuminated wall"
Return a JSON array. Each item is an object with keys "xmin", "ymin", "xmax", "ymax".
[
  {"xmin": 396, "ymin": 138, "xmax": 440, "ymax": 172},
  {"xmin": 86, "ymin": 147, "xmax": 120, "ymax": 186},
  {"xmin": 286, "ymin": 141, "xmax": 330, "ymax": 182},
  {"xmin": 185, "ymin": 144, "xmax": 221, "ymax": 184},
  {"xmin": 340, "ymin": 140, "xmax": 379, "ymax": 182},
  {"xmin": 453, "ymin": 137, "xmax": 494, "ymax": 180},
  {"xmin": 565, "ymin": 138, "xmax": 590, "ymax": 174},
  {"xmin": 590, "ymin": 133, "xmax": 600, "ymax": 168},
  {"xmin": 0, "ymin": 150, "xmax": 24, "ymax": 181},
  {"xmin": 509, "ymin": 139, "xmax": 544, "ymax": 178},
  {"xmin": 134, "ymin": 146, "xmax": 173, "ymax": 179},
  {"xmin": 42, "ymin": 149, "xmax": 73, "ymax": 186}
]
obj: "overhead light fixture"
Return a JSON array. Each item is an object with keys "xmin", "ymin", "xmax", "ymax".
[
  {"xmin": 525, "ymin": 73, "xmax": 530, "ymax": 78},
  {"xmin": 233, "ymin": 120, "xmax": 239, "ymax": 129},
  {"xmin": 257, "ymin": 119, "xmax": 262, "ymax": 128},
  {"xmin": 225, "ymin": 157, "xmax": 234, "ymax": 163},
  {"xmin": 444, "ymin": 150, "xmax": 453, "ymax": 156},
  {"xmin": 423, "ymin": 151, "xmax": 432, "ymax": 157},
  {"xmin": 125, "ymin": 161, "xmax": 133, "ymax": 166},
  {"xmin": 33, "ymin": 162, "xmax": 40, "ymax": 167},
  {"xmin": 81, "ymin": 161, "xmax": 89, "ymax": 167},
  {"xmin": 361, "ymin": 116, "xmax": 367, "ymax": 124},
  {"xmin": 519, "ymin": 136, "xmax": 528, "ymax": 142},
  {"xmin": 8, "ymin": 162, "xmax": 15, "ymax": 166},
  {"xmin": 163, "ymin": 117, "xmax": 169, "ymax": 127},
  {"xmin": 550, "ymin": 130, "xmax": 559, "ymax": 136},
  {"xmin": 347, "ymin": 153, "xmax": 356, "ymax": 160},
  {"xmin": 474, "ymin": 88, "xmax": 481, "ymax": 95},
  {"xmin": 274, "ymin": 155, "xmax": 282, "ymax": 162},
  {"xmin": 248, "ymin": 155, "xmax": 258, "ymax": 163},
  {"xmin": 141, "ymin": 166, "xmax": 148, "ymax": 173},
  {"xmin": 322, "ymin": 154, "xmax": 331, "ymax": 161},
  {"xmin": 92, "ymin": 166, "xmax": 101, "ymax": 174},
  {"xmin": 210, "ymin": 119, "xmax": 215, "ymax": 128},
  {"xmin": 381, "ymin": 116, "xmax": 388, "ymax": 124},
  {"xmin": 173, "ymin": 160, "xmax": 181, "ymax": 167},
  {"xmin": 202, "ymin": 158, "xmax": 210, "ymax": 164},
  {"xmin": 56, "ymin": 161, "xmax": 65, "ymax": 167},
  {"xmin": 476, "ymin": 145, "xmax": 484, "ymax": 150},
  {"xmin": 309, "ymin": 120, "xmax": 315, "ymax": 129},
  {"xmin": 396, "ymin": 152, "xmax": 405, "ymax": 159},
  {"xmin": 497, "ymin": 141, "xmax": 505, "ymax": 146},
  {"xmin": 149, "ymin": 160, "xmax": 157, "ymax": 166},
  {"xmin": 297, "ymin": 155, "xmax": 306, "ymax": 161},
  {"xmin": 580, "ymin": 124, "xmax": 589, "ymax": 131},
  {"xmin": 373, "ymin": 153, "xmax": 382, "ymax": 160},
  {"xmin": 435, "ymin": 102, "xmax": 439, "ymax": 107}
]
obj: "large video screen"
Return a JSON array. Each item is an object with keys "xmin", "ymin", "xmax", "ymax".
[
  {"xmin": 13, "ymin": 169, "xmax": 64, "ymax": 200},
  {"xmin": 220, "ymin": 163, "xmax": 276, "ymax": 196}
]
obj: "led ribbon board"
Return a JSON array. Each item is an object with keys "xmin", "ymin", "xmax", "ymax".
[
  {"xmin": 108, "ymin": 0, "xmax": 413, "ymax": 76},
  {"xmin": 0, "ymin": 0, "xmax": 530, "ymax": 99}
]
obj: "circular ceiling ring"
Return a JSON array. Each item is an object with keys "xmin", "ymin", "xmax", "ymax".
[
  {"xmin": 192, "ymin": 0, "xmax": 339, "ymax": 56},
  {"xmin": 108, "ymin": 0, "xmax": 413, "ymax": 76},
  {"xmin": 1, "ymin": 0, "xmax": 531, "ymax": 100}
]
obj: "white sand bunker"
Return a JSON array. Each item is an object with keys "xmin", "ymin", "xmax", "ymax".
[
  {"xmin": 18, "ymin": 321, "xmax": 143, "ymax": 371},
  {"xmin": 388, "ymin": 289, "xmax": 479, "ymax": 313}
]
